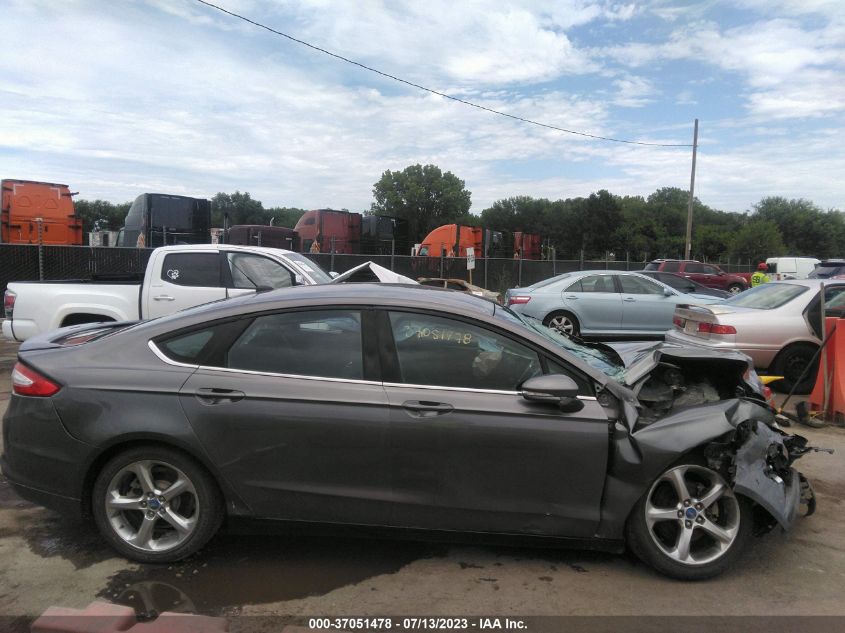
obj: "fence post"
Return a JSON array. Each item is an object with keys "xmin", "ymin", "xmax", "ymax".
[
  {"xmin": 518, "ymin": 254, "xmax": 523, "ymax": 287},
  {"xmin": 484, "ymin": 256, "xmax": 488, "ymax": 290},
  {"xmin": 440, "ymin": 248, "xmax": 445, "ymax": 278},
  {"xmin": 552, "ymin": 247, "xmax": 556, "ymax": 276},
  {"xmin": 330, "ymin": 237, "xmax": 336, "ymax": 273},
  {"xmin": 390, "ymin": 239, "xmax": 395, "ymax": 271},
  {"xmin": 36, "ymin": 218, "xmax": 44, "ymax": 281},
  {"xmin": 579, "ymin": 249, "xmax": 584, "ymax": 271},
  {"xmin": 605, "ymin": 251, "xmax": 609, "ymax": 270},
  {"xmin": 626, "ymin": 250, "xmax": 630, "ymax": 271}
]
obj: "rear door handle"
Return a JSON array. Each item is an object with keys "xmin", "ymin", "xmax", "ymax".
[
  {"xmin": 195, "ymin": 387, "xmax": 245, "ymax": 405},
  {"xmin": 153, "ymin": 295, "xmax": 175, "ymax": 301},
  {"xmin": 402, "ymin": 400, "xmax": 454, "ymax": 417},
  {"xmin": 564, "ymin": 295, "xmax": 578, "ymax": 300},
  {"xmin": 623, "ymin": 297, "xmax": 636, "ymax": 302}
]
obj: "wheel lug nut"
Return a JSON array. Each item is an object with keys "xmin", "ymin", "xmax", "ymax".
[
  {"xmin": 140, "ymin": 501, "xmax": 147, "ymax": 508},
  {"xmin": 683, "ymin": 499, "xmax": 691, "ymax": 506},
  {"xmin": 696, "ymin": 516, "xmax": 705, "ymax": 524},
  {"xmin": 685, "ymin": 520, "xmax": 692, "ymax": 528},
  {"xmin": 159, "ymin": 496, "xmax": 166, "ymax": 503},
  {"xmin": 695, "ymin": 503, "xmax": 703, "ymax": 510},
  {"xmin": 677, "ymin": 510, "xmax": 684, "ymax": 518},
  {"xmin": 146, "ymin": 511, "xmax": 155, "ymax": 519}
]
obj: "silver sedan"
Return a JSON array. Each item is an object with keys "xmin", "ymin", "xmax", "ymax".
[
  {"xmin": 666, "ymin": 279, "xmax": 845, "ymax": 393},
  {"xmin": 505, "ymin": 270, "xmax": 721, "ymax": 338}
]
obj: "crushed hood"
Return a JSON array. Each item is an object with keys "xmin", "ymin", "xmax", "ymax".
[{"xmin": 329, "ymin": 262, "xmax": 418, "ymax": 285}]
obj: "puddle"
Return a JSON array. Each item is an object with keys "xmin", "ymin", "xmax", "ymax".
[{"xmin": 99, "ymin": 532, "xmax": 439, "ymax": 618}]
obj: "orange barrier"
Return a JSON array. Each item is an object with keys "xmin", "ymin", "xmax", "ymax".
[
  {"xmin": 809, "ymin": 317, "xmax": 845, "ymax": 426},
  {"xmin": 31, "ymin": 601, "xmax": 228, "ymax": 633}
]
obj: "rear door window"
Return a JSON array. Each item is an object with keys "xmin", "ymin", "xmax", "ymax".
[
  {"xmin": 566, "ymin": 275, "xmax": 617, "ymax": 293},
  {"xmin": 160, "ymin": 253, "xmax": 222, "ymax": 287},
  {"xmin": 662, "ymin": 261, "xmax": 680, "ymax": 272},
  {"xmin": 225, "ymin": 310, "xmax": 363, "ymax": 379}
]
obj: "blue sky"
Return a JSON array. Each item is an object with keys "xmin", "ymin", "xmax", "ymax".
[{"xmin": 1, "ymin": 0, "xmax": 842, "ymax": 214}]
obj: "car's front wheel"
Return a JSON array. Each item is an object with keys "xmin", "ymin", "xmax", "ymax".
[
  {"xmin": 727, "ymin": 283, "xmax": 744, "ymax": 295},
  {"xmin": 92, "ymin": 446, "xmax": 223, "ymax": 563},
  {"xmin": 626, "ymin": 463, "xmax": 753, "ymax": 580}
]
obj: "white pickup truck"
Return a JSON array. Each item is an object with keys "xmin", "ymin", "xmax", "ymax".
[{"xmin": 3, "ymin": 244, "xmax": 349, "ymax": 342}]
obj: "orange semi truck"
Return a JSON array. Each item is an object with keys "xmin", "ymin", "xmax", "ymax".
[
  {"xmin": 1, "ymin": 179, "xmax": 82, "ymax": 245},
  {"xmin": 417, "ymin": 224, "xmax": 542, "ymax": 259}
]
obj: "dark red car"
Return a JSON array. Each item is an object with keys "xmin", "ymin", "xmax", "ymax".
[{"xmin": 644, "ymin": 260, "xmax": 748, "ymax": 295}]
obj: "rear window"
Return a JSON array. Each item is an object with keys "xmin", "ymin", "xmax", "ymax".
[
  {"xmin": 662, "ymin": 261, "xmax": 680, "ymax": 272},
  {"xmin": 808, "ymin": 263, "xmax": 845, "ymax": 279},
  {"xmin": 644, "ymin": 262, "xmax": 661, "ymax": 271},
  {"xmin": 723, "ymin": 283, "xmax": 808, "ymax": 309}
]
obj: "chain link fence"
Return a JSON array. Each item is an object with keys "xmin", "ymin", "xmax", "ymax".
[{"xmin": 0, "ymin": 244, "xmax": 757, "ymax": 296}]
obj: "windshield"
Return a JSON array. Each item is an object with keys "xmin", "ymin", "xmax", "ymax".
[
  {"xmin": 528, "ymin": 272, "xmax": 572, "ymax": 290},
  {"xmin": 285, "ymin": 253, "xmax": 333, "ymax": 283},
  {"xmin": 723, "ymin": 282, "xmax": 808, "ymax": 309},
  {"xmin": 494, "ymin": 305, "xmax": 625, "ymax": 380}
]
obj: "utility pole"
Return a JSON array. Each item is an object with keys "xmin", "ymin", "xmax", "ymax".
[{"xmin": 684, "ymin": 118, "xmax": 699, "ymax": 260}]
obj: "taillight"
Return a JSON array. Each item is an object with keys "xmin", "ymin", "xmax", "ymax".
[
  {"xmin": 11, "ymin": 362, "xmax": 61, "ymax": 397},
  {"xmin": 673, "ymin": 315, "xmax": 684, "ymax": 328},
  {"xmin": 507, "ymin": 296, "xmax": 531, "ymax": 306},
  {"xmin": 697, "ymin": 322, "xmax": 736, "ymax": 335},
  {"xmin": 4, "ymin": 290, "xmax": 15, "ymax": 318},
  {"xmin": 763, "ymin": 386, "xmax": 774, "ymax": 404}
]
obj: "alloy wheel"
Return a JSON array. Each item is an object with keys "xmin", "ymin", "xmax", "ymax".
[
  {"xmin": 644, "ymin": 465, "xmax": 740, "ymax": 566},
  {"xmin": 105, "ymin": 460, "xmax": 199, "ymax": 553},
  {"xmin": 548, "ymin": 315, "xmax": 576, "ymax": 336}
]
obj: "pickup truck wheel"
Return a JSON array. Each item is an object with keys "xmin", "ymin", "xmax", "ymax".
[
  {"xmin": 626, "ymin": 463, "xmax": 753, "ymax": 580},
  {"xmin": 92, "ymin": 446, "xmax": 223, "ymax": 563},
  {"xmin": 770, "ymin": 343, "xmax": 819, "ymax": 394},
  {"xmin": 727, "ymin": 283, "xmax": 744, "ymax": 295},
  {"xmin": 543, "ymin": 311, "xmax": 580, "ymax": 337}
]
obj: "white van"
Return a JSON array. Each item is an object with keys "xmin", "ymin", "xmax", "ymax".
[{"xmin": 766, "ymin": 257, "xmax": 820, "ymax": 280}]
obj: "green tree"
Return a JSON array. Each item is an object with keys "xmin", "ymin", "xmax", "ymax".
[
  {"xmin": 265, "ymin": 206, "xmax": 307, "ymax": 228},
  {"xmin": 211, "ymin": 191, "xmax": 268, "ymax": 227},
  {"xmin": 729, "ymin": 220, "xmax": 785, "ymax": 262},
  {"xmin": 370, "ymin": 164, "xmax": 472, "ymax": 241},
  {"xmin": 480, "ymin": 196, "xmax": 551, "ymax": 234},
  {"xmin": 752, "ymin": 197, "xmax": 843, "ymax": 258},
  {"xmin": 74, "ymin": 199, "xmax": 132, "ymax": 232}
]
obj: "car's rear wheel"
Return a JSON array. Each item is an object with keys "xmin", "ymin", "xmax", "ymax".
[
  {"xmin": 626, "ymin": 463, "xmax": 753, "ymax": 580},
  {"xmin": 92, "ymin": 446, "xmax": 223, "ymax": 563},
  {"xmin": 770, "ymin": 343, "xmax": 819, "ymax": 394},
  {"xmin": 543, "ymin": 311, "xmax": 580, "ymax": 337},
  {"xmin": 727, "ymin": 283, "xmax": 744, "ymax": 295}
]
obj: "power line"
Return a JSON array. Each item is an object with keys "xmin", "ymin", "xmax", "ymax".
[{"xmin": 193, "ymin": 0, "xmax": 694, "ymax": 148}]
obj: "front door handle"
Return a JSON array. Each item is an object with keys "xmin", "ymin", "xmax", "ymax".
[
  {"xmin": 195, "ymin": 387, "xmax": 245, "ymax": 405},
  {"xmin": 153, "ymin": 295, "xmax": 175, "ymax": 301},
  {"xmin": 564, "ymin": 295, "xmax": 578, "ymax": 300},
  {"xmin": 402, "ymin": 400, "xmax": 454, "ymax": 418},
  {"xmin": 623, "ymin": 297, "xmax": 636, "ymax": 302}
]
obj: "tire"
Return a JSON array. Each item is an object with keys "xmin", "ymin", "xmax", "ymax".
[
  {"xmin": 92, "ymin": 446, "xmax": 223, "ymax": 563},
  {"xmin": 543, "ymin": 311, "xmax": 580, "ymax": 337},
  {"xmin": 727, "ymin": 283, "xmax": 744, "ymax": 295},
  {"xmin": 770, "ymin": 343, "xmax": 819, "ymax": 395},
  {"xmin": 626, "ymin": 462, "xmax": 754, "ymax": 580}
]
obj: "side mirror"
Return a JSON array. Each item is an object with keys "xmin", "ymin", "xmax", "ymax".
[
  {"xmin": 522, "ymin": 374, "xmax": 583, "ymax": 412},
  {"xmin": 293, "ymin": 274, "xmax": 305, "ymax": 286},
  {"xmin": 329, "ymin": 271, "xmax": 340, "ymax": 279},
  {"xmin": 664, "ymin": 287, "xmax": 674, "ymax": 297}
]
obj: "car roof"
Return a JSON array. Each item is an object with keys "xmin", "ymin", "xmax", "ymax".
[
  {"xmin": 153, "ymin": 244, "xmax": 296, "ymax": 256},
  {"xmin": 134, "ymin": 283, "xmax": 498, "ymax": 336}
]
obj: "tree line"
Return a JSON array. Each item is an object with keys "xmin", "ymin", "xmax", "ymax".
[{"xmin": 74, "ymin": 163, "xmax": 844, "ymax": 262}]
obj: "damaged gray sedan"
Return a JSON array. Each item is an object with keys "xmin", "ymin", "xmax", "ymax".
[{"xmin": 1, "ymin": 284, "xmax": 821, "ymax": 579}]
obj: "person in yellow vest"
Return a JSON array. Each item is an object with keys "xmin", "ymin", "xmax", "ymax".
[{"xmin": 751, "ymin": 262, "xmax": 770, "ymax": 287}]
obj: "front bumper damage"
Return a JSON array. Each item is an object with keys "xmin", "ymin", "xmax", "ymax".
[{"xmin": 704, "ymin": 418, "xmax": 819, "ymax": 530}]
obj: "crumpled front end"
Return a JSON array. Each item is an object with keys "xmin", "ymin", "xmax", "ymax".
[
  {"xmin": 703, "ymin": 417, "xmax": 817, "ymax": 530},
  {"xmin": 598, "ymin": 397, "xmax": 822, "ymax": 540}
]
